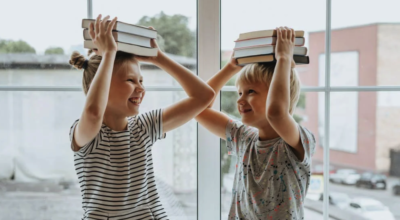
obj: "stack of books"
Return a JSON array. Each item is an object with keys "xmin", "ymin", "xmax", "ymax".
[
  {"xmin": 81, "ymin": 19, "xmax": 158, "ymax": 56},
  {"xmin": 233, "ymin": 29, "xmax": 310, "ymax": 66}
]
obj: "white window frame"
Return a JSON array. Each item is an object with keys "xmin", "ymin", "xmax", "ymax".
[{"xmin": 1, "ymin": 0, "xmax": 400, "ymax": 220}]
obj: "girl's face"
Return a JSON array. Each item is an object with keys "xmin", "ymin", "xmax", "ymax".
[
  {"xmin": 236, "ymin": 81, "xmax": 269, "ymax": 128},
  {"xmin": 108, "ymin": 60, "xmax": 145, "ymax": 117}
]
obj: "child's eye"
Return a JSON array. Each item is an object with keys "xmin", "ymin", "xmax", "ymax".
[
  {"xmin": 127, "ymin": 79, "xmax": 134, "ymax": 82},
  {"xmin": 248, "ymin": 90, "xmax": 254, "ymax": 93},
  {"xmin": 238, "ymin": 93, "xmax": 242, "ymax": 96}
]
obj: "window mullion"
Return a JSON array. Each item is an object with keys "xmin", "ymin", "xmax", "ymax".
[
  {"xmin": 323, "ymin": 0, "xmax": 332, "ymax": 219},
  {"xmin": 197, "ymin": 0, "xmax": 221, "ymax": 219}
]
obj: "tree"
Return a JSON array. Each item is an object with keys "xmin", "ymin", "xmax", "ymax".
[
  {"xmin": 45, "ymin": 47, "xmax": 64, "ymax": 55},
  {"xmin": 137, "ymin": 11, "xmax": 195, "ymax": 57},
  {"xmin": 0, "ymin": 40, "xmax": 36, "ymax": 53}
]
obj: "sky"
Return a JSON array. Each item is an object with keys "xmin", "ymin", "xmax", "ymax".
[{"xmin": 0, "ymin": 0, "xmax": 399, "ymax": 54}]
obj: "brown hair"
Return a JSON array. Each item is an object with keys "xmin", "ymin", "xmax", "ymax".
[
  {"xmin": 69, "ymin": 50, "xmax": 138, "ymax": 95},
  {"xmin": 235, "ymin": 62, "xmax": 301, "ymax": 115}
]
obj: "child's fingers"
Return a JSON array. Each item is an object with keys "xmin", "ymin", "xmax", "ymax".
[
  {"xmin": 89, "ymin": 22, "xmax": 96, "ymax": 40},
  {"xmin": 100, "ymin": 15, "xmax": 110, "ymax": 34},
  {"xmin": 147, "ymin": 27, "xmax": 159, "ymax": 48},
  {"xmin": 95, "ymin": 14, "xmax": 102, "ymax": 35},
  {"xmin": 276, "ymin": 27, "xmax": 280, "ymax": 39},
  {"xmin": 284, "ymin": 26, "xmax": 289, "ymax": 39},
  {"xmin": 107, "ymin": 17, "xmax": 118, "ymax": 35},
  {"xmin": 284, "ymin": 26, "xmax": 290, "ymax": 39},
  {"xmin": 281, "ymin": 27, "xmax": 286, "ymax": 40},
  {"xmin": 151, "ymin": 38, "xmax": 159, "ymax": 48},
  {"xmin": 280, "ymin": 27, "xmax": 285, "ymax": 39},
  {"xmin": 291, "ymin": 28, "xmax": 295, "ymax": 42}
]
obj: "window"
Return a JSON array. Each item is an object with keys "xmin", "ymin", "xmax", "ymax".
[
  {"xmin": 2, "ymin": 0, "xmax": 400, "ymax": 220},
  {"xmin": 0, "ymin": 1, "xmax": 198, "ymax": 219},
  {"xmin": 220, "ymin": 0, "xmax": 400, "ymax": 220}
]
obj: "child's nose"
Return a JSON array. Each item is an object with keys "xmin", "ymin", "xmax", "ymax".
[
  {"xmin": 237, "ymin": 99, "xmax": 245, "ymax": 105},
  {"xmin": 136, "ymin": 85, "xmax": 145, "ymax": 92}
]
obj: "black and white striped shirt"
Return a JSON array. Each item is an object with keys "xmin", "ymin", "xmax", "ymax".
[{"xmin": 69, "ymin": 109, "xmax": 168, "ymax": 220}]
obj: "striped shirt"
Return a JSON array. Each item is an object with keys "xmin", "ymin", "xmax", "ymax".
[{"xmin": 69, "ymin": 109, "xmax": 168, "ymax": 220}]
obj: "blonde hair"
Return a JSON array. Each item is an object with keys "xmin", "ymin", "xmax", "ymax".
[
  {"xmin": 69, "ymin": 50, "xmax": 137, "ymax": 95},
  {"xmin": 235, "ymin": 63, "xmax": 301, "ymax": 115}
]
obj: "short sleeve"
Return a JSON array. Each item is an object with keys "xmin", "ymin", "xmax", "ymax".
[
  {"xmin": 297, "ymin": 124, "xmax": 316, "ymax": 165},
  {"xmin": 137, "ymin": 108, "xmax": 166, "ymax": 144},
  {"xmin": 69, "ymin": 119, "xmax": 102, "ymax": 158},
  {"xmin": 225, "ymin": 119, "xmax": 255, "ymax": 156}
]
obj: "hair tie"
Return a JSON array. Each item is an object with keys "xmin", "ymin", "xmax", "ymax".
[{"xmin": 82, "ymin": 59, "xmax": 89, "ymax": 70}]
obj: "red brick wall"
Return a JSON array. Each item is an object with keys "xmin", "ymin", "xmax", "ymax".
[{"xmin": 303, "ymin": 25, "xmax": 378, "ymax": 170}]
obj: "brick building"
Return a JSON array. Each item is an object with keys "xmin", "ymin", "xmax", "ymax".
[{"xmin": 301, "ymin": 23, "xmax": 400, "ymax": 173}]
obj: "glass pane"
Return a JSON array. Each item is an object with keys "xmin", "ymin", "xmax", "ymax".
[
  {"xmin": 0, "ymin": 91, "xmax": 197, "ymax": 220},
  {"xmin": 221, "ymin": 0, "xmax": 326, "ymax": 86},
  {"xmin": 0, "ymin": 0, "xmax": 85, "ymax": 87},
  {"xmin": 220, "ymin": 91, "xmax": 324, "ymax": 219},
  {"xmin": 329, "ymin": 0, "xmax": 400, "ymax": 86},
  {"xmin": 0, "ymin": 0, "xmax": 197, "ymax": 87},
  {"xmin": 316, "ymin": 92, "xmax": 400, "ymax": 220},
  {"xmin": 93, "ymin": 0, "xmax": 197, "ymax": 86}
]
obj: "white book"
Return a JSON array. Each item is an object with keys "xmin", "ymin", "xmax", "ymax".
[
  {"xmin": 235, "ymin": 37, "xmax": 305, "ymax": 49},
  {"xmin": 84, "ymin": 40, "xmax": 157, "ymax": 57},
  {"xmin": 233, "ymin": 46, "xmax": 308, "ymax": 58},
  {"xmin": 82, "ymin": 19, "xmax": 157, "ymax": 39},
  {"xmin": 83, "ymin": 29, "xmax": 151, "ymax": 48}
]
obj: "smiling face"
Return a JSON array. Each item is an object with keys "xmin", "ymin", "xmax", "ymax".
[
  {"xmin": 107, "ymin": 59, "xmax": 145, "ymax": 117},
  {"xmin": 236, "ymin": 81, "xmax": 269, "ymax": 128}
]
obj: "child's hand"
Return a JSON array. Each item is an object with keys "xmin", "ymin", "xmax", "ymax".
[
  {"xmin": 275, "ymin": 26, "xmax": 295, "ymax": 61},
  {"xmin": 135, "ymin": 27, "xmax": 164, "ymax": 65},
  {"xmin": 89, "ymin": 14, "xmax": 118, "ymax": 56},
  {"xmin": 225, "ymin": 52, "xmax": 243, "ymax": 72}
]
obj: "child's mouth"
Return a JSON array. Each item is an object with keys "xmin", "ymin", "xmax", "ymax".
[
  {"xmin": 129, "ymin": 98, "xmax": 141, "ymax": 105},
  {"xmin": 241, "ymin": 109, "xmax": 252, "ymax": 114}
]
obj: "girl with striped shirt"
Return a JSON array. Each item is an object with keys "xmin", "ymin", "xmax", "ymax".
[{"xmin": 68, "ymin": 15, "xmax": 214, "ymax": 220}]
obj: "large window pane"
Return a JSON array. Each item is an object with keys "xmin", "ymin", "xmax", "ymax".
[
  {"xmin": 0, "ymin": 91, "xmax": 197, "ymax": 220},
  {"xmin": 328, "ymin": 0, "xmax": 400, "ymax": 86},
  {"xmin": 0, "ymin": 0, "xmax": 85, "ymax": 86},
  {"xmin": 221, "ymin": 0, "xmax": 326, "ymax": 86},
  {"xmin": 93, "ymin": 0, "xmax": 197, "ymax": 86},
  {"xmin": 315, "ymin": 92, "xmax": 400, "ymax": 220}
]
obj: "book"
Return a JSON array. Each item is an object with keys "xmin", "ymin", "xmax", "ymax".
[
  {"xmin": 237, "ymin": 55, "xmax": 310, "ymax": 66},
  {"xmin": 82, "ymin": 19, "xmax": 157, "ymax": 39},
  {"xmin": 233, "ymin": 46, "xmax": 308, "ymax": 58},
  {"xmin": 238, "ymin": 29, "xmax": 304, "ymax": 41},
  {"xmin": 83, "ymin": 40, "xmax": 157, "ymax": 57},
  {"xmin": 83, "ymin": 29, "xmax": 151, "ymax": 48},
  {"xmin": 235, "ymin": 37, "xmax": 305, "ymax": 48}
]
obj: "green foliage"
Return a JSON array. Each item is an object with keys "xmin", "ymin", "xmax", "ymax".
[
  {"xmin": 137, "ymin": 11, "xmax": 195, "ymax": 57},
  {"xmin": 45, "ymin": 47, "xmax": 64, "ymax": 55},
  {"xmin": 0, "ymin": 40, "xmax": 36, "ymax": 53}
]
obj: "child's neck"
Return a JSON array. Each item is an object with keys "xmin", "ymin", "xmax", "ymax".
[
  {"xmin": 257, "ymin": 123, "xmax": 280, "ymax": 141},
  {"xmin": 103, "ymin": 112, "xmax": 129, "ymax": 131}
]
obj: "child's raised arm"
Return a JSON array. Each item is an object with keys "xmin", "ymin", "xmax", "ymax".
[
  {"xmin": 266, "ymin": 27, "xmax": 304, "ymax": 160},
  {"xmin": 72, "ymin": 15, "xmax": 118, "ymax": 150},
  {"xmin": 136, "ymin": 35, "xmax": 215, "ymax": 134},
  {"xmin": 194, "ymin": 56, "xmax": 243, "ymax": 140}
]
